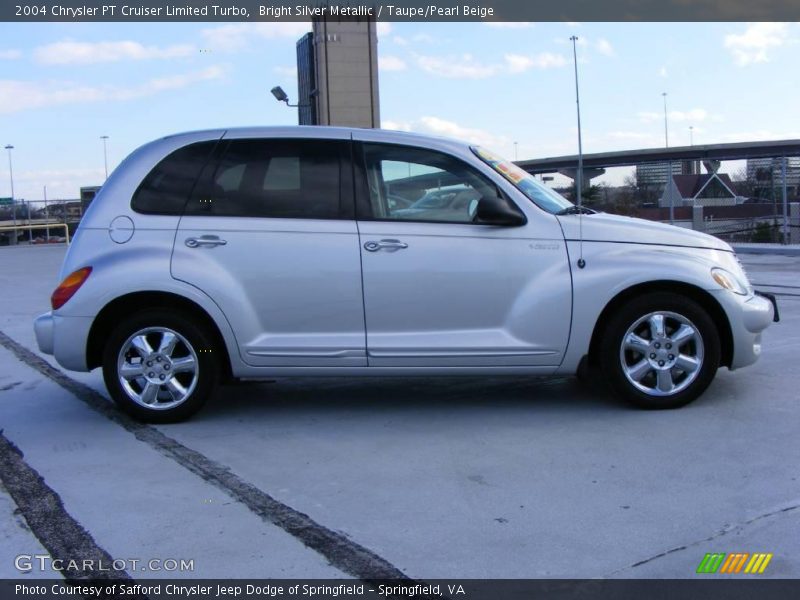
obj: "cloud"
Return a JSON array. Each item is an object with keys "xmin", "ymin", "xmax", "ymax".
[
  {"xmin": 201, "ymin": 22, "xmax": 311, "ymax": 52},
  {"xmin": 379, "ymin": 55, "xmax": 407, "ymax": 72},
  {"xmin": 595, "ymin": 38, "xmax": 615, "ymax": 57},
  {"xmin": 724, "ymin": 22, "xmax": 790, "ymax": 66},
  {"xmin": 0, "ymin": 49, "xmax": 22, "ymax": 60},
  {"xmin": 14, "ymin": 167, "xmax": 106, "ymax": 200},
  {"xmin": 608, "ymin": 131, "xmax": 656, "ymax": 141},
  {"xmin": 637, "ymin": 108, "xmax": 710, "ymax": 123},
  {"xmin": 0, "ymin": 66, "xmax": 225, "ymax": 114},
  {"xmin": 415, "ymin": 52, "xmax": 566, "ymax": 78},
  {"xmin": 658, "ymin": 66, "xmax": 668, "ymax": 78},
  {"xmin": 382, "ymin": 120, "xmax": 413, "ymax": 132},
  {"xmin": 382, "ymin": 116, "xmax": 507, "ymax": 148},
  {"xmin": 393, "ymin": 33, "xmax": 437, "ymax": 46},
  {"xmin": 505, "ymin": 52, "xmax": 566, "ymax": 72},
  {"xmin": 722, "ymin": 129, "xmax": 800, "ymax": 143},
  {"xmin": 34, "ymin": 40, "xmax": 195, "ymax": 65}
]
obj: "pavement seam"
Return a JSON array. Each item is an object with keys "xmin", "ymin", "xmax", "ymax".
[
  {"xmin": 0, "ymin": 432, "xmax": 136, "ymax": 587},
  {"xmin": 606, "ymin": 502, "xmax": 800, "ymax": 576},
  {"xmin": 0, "ymin": 330, "xmax": 417, "ymax": 584}
]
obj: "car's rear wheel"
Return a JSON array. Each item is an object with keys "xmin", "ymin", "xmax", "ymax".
[
  {"xmin": 600, "ymin": 292, "xmax": 721, "ymax": 409},
  {"xmin": 102, "ymin": 310, "xmax": 218, "ymax": 422}
]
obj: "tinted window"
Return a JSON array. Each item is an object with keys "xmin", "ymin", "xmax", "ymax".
[
  {"xmin": 186, "ymin": 139, "xmax": 343, "ymax": 219},
  {"xmin": 132, "ymin": 141, "xmax": 217, "ymax": 215},
  {"xmin": 360, "ymin": 143, "xmax": 505, "ymax": 223}
]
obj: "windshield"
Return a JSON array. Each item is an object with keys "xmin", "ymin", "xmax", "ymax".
[{"xmin": 471, "ymin": 146, "xmax": 573, "ymax": 214}]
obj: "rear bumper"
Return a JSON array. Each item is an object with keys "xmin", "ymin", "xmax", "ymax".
[
  {"xmin": 34, "ymin": 312, "xmax": 55, "ymax": 355},
  {"xmin": 33, "ymin": 311, "xmax": 93, "ymax": 371}
]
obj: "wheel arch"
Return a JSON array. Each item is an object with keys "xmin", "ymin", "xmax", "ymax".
[
  {"xmin": 86, "ymin": 291, "xmax": 233, "ymax": 382},
  {"xmin": 587, "ymin": 280, "xmax": 733, "ymax": 369}
]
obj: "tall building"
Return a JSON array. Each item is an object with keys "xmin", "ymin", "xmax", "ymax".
[
  {"xmin": 635, "ymin": 162, "xmax": 683, "ymax": 189},
  {"xmin": 296, "ymin": 18, "xmax": 380, "ymax": 128},
  {"xmin": 746, "ymin": 157, "xmax": 800, "ymax": 198},
  {"xmin": 296, "ymin": 32, "xmax": 316, "ymax": 126}
]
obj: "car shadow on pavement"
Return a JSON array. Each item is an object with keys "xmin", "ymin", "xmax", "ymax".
[{"xmin": 195, "ymin": 374, "xmax": 624, "ymax": 423}]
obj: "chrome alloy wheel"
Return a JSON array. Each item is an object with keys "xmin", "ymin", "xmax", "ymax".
[
  {"xmin": 117, "ymin": 327, "xmax": 199, "ymax": 410},
  {"xmin": 619, "ymin": 311, "xmax": 705, "ymax": 397}
]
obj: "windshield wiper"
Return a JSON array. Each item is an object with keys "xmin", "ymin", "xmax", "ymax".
[{"xmin": 555, "ymin": 205, "xmax": 597, "ymax": 216}]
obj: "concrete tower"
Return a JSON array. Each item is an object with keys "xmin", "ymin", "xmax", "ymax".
[{"xmin": 296, "ymin": 17, "xmax": 380, "ymax": 128}]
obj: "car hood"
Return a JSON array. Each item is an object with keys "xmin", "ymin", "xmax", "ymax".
[{"xmin": 556, "ymin": 212, "xmax": 731, "ymax": 252}]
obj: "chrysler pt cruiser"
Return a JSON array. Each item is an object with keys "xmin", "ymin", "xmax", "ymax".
[{"xmin": 34, "ymin": 127, "xmax": 777, "ymax": 421}]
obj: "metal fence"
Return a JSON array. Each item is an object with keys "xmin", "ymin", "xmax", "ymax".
[{"xmin": 0, "ymin": 199, "xmax": 82, "ymax": 245}]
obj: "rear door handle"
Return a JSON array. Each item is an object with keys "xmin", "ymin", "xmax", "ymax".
[
  {"xmin": 363, "ymin": 239, "xmax": 408, "ymax": 252},
  {"xmin": 185, "ymin": 235, "xmax": 227, "ymax": 248}
]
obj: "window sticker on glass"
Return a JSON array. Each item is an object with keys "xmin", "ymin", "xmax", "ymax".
[{"xmin": 471, "ymin": 146, "xmax": 573, "ymax": 214}]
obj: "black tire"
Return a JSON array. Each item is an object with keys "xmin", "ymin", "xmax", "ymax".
[
  {"xmin": 102, "ymin": 309, "xmax": 219, "ymax": 422},
  {"xmin": 599, "ymin": 292, "xmax": 721, "ymax": 409}
]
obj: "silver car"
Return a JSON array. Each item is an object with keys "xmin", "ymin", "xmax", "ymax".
[{"xmin": 34, "ymin": 127, "xmax": 777, "ymax": 421}]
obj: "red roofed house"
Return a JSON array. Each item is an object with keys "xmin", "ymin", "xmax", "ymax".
[{"xmin": 660, "ymin": 163, "xmax": 744, "ymax": 208}]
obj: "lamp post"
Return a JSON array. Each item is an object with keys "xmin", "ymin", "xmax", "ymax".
[
  {"xmin": 514, "ymin": 141, "xmax": 518, "ymax": 161},
  {"xmin": 100, "ymin": 135, "xmax": 109, "ymax": 180},
  {"xmin": 689, "ymin": 125, "xmax": 694, "ymax": 147},
  {"xmin": 662, "ymin": 93, "xmax": 674, "ymax": 224},
  {"xmin": 4, "ymin": 144, "xmax": 15, "ymax": 241},
  {"xmin": 570, "ymin": 36, "xmax": 584, "ymax": 210}
]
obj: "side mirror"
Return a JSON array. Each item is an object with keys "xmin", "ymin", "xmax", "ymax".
[{"xmin": 475, "ymin": 195, "xmax": 526, "ymax": 226}]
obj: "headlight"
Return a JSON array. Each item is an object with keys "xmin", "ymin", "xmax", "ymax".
[{"xmin": 711, "ymin": 267, "xmax": 749, "ymax": 295}]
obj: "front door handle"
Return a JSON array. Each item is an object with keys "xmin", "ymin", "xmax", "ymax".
[
  {"xmin": 363, "ymin": 239, "xmax": 408, "ymax": 252},
  {"xmin": 185, "ymin": 235, "xmax": 227, "ymax": 248}
]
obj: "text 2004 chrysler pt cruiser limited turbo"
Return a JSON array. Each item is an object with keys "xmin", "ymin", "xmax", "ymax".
[{"xmin": 34, "ymin": 127, "xmax": 778, "ymax": 421}]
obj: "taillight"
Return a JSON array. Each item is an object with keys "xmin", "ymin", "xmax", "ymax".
[{"xmin": 51, "ymin": 267, "xmax": 92, "ymax": 310}]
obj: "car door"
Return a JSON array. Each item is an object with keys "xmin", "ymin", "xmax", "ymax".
[
  {"xmin": 353, "ymin": 139, "xmax": 572, "ymax": 368},
  {"xmin": 171, "ymin": 136, "xmax": 366, "ymax": 367}
]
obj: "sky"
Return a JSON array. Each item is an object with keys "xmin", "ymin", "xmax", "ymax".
[{"xmin": 1, "ymin": 21, "xmax": 799, "ymax": 200}]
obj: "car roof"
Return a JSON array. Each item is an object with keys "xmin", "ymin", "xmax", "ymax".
[{"xmin": 155, "ymin": 126, "xmax": 474, "ymax": 154}]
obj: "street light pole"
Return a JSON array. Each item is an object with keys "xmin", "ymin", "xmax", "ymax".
[
  {"xmin": 4, "ymin": 144, "xmax": 16, "ymax": 241},
  {"xmin": 100, "ymin": 135, "xmax": 109, "ymax": 180},
  {"xmin": 662, "ymin": 93, "xmax": 674, "ymax": 224},
  {"xmin": 514, "ymin": 141, "xmax": 518, "ymax": 161},
  {"xmin": 689, "ymin": 125, "xmax": 694, "ymax": 147},
  {"xmin": 570, "ymin": 36, "xmax": 584, "ymax": 210}
]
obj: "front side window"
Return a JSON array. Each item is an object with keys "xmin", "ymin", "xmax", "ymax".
[
  {"xmin": 360, "ymin": 143, "xmax": 505, "ymax": 223},
  {"xmin": 185, "ymin": 139, "xmax": 343, "ymax": 219},
  {"xmin": 471, "ymin": 146, "xmax": 573, "ymax": 214},
  {"xmin": 132, "ymin": 141, "xmax": 217, "ymax": 215}
]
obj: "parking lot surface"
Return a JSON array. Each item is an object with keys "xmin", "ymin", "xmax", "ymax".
[{"xmin": 0, "ymin": 245, "xmax": 798, "ymax": 579}]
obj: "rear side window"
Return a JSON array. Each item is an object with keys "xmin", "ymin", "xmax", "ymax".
[
  {"xmin": 131, "ymin": 141, "xmax": 217, "ymax": 215},
  {"xmin": 185, "ymin": 139, "xmax": 344, "ymax": 219}
]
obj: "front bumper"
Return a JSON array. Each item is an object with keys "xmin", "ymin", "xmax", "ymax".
[
  {"xmin": 754, "ymin": 290, "xmax": 780, "ymax": 323},
  {"xmin": 713, "ymin": 290, "xmax": 776, "ymax": 370}
]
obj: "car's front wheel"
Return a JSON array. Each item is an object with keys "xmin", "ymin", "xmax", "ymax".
[
  {"xmin": 600, "ymin": 292, "xmax": 721, "ymax": 409},
  {"xmin": 102, "ymin": 310, "xmax": 218, "ymax": 422}
]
